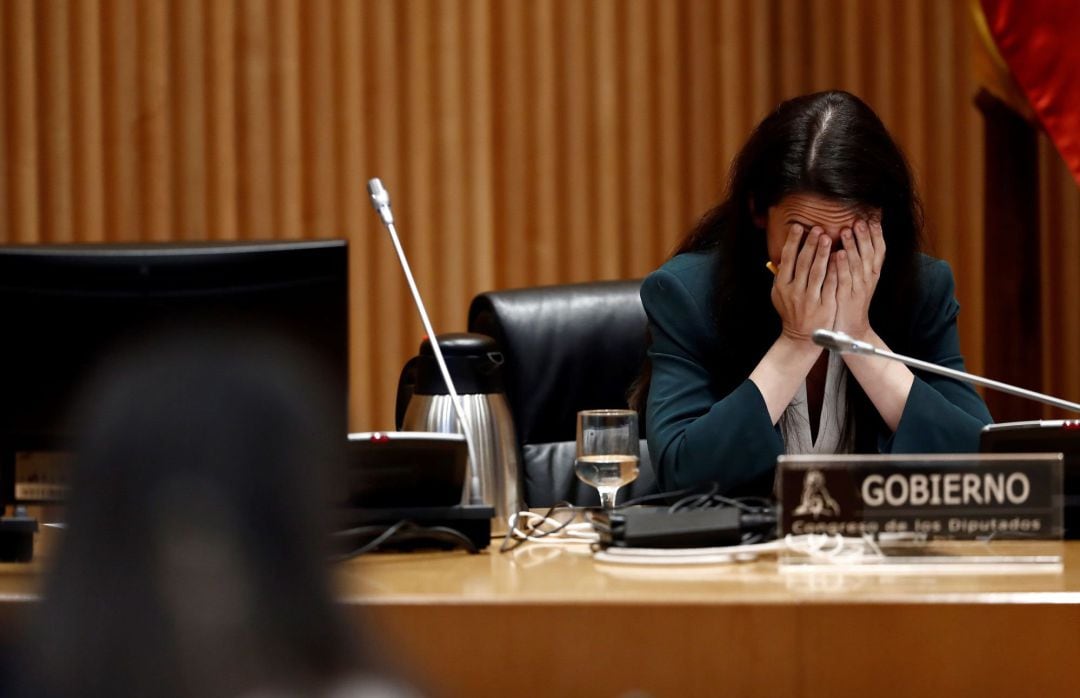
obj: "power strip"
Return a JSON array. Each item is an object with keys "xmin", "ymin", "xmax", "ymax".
[{"xmin": 598, "ymin": 507, "xmax": 744, "ymax": 548}]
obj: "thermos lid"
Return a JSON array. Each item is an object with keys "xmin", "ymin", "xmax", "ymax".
[{"xmin": 414, "ymin": 332, "xmax": 506, "ymax": 395}]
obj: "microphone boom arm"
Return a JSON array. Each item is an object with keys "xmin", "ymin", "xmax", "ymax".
[
  {"xmin": 870, "ymin": 346, "xmax": 1080, "ymax": 414},
  {"xmin": 366, "ymin": 178, "xmax": 481, "ymax": 499},
  {"xmin": 814, "ymin": 329, "xmax": 1080, "ymax": 414}
]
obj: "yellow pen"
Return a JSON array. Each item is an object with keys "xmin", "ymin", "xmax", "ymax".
[{"xmin": 765, "ymin": 261, "xmax": 778, "ymax": 276}]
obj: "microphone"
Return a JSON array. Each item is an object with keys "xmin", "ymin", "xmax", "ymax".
[
  {"xmin": 811, "ymin": 329, "xmax": 877, "ymax": 355},
  {"xmin": 367, "ymin": 178, "xmax": 393, "ymax": 226},
  {"xmin": 366, "ymin": 177, "xmax": 480, "ymax": 499},
  {"xmin": 812, "ymin": 328, "xmax": 1080, "ymax": 414}
]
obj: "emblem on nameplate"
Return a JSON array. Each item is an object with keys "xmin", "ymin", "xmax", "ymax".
[{"xmin": 792, "ymin": 469, "xmax": 840, "ymax": 519}]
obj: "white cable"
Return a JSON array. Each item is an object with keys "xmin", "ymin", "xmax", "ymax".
[
  {"xmin": 594, "ymin": 540, "xmax": 784, "ymax": 565},
  {"xmin": 598, "ymin": 540, "xmax": 784, "ymax": 558},
  {"xmin": 505, "ymin": 510, "xmax": 599, "ymax": 545},
  {"xmin": 783, "ymin": 533, "xmax": 881, "ymax": 563},
  {"xmin": 591, "ymin": 534, "xmax": 885, "ymax": 566}
]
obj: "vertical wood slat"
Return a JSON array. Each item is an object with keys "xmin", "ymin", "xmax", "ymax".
[
  {"xmin": 900, "ymin": 0, "xmax": 927, "ymax": 190},
  {"xmin": 302, "ymin": 0, "xmax": 336, "ymax": 239},
  {"xmin": 557, "ymin": 0, "xmax": 591, "ymax": 282},
  {"xmin": 102, "ymin": 0, "xmax": 139, "ymax": 242},
  {"xmin": 807, "ymin": 0, "xmax": 838, "ymax": 93},
  {"xmin": 775, "ymin": 0, "xmax": 808, "ymax": 101},
  {"xmin": 2, "ymin": 0, "xmax": 1076, "ymax": 429},
  {"xmin": 402, "ymin": 0, "xmax": 436, "ymax": 330},
  {"xmin": 138, "ymin": 0, "xmax": 173, "ymax": 242},
  {"xmin": 236, "ymin": 0, "xmax": 272, "ymax": 239},
  {"xmin": 170, "ymin": 0, "xmax": 207, "ymax": 241},
  {"xmin": 9, "ymin": 1, "xmax": 40, "ymax": 243},
  {"xmin": 653, "ymin": 0, "xmax": 682, "ymax": 259},
  {"xmin": 38, "ymin": 0, "xmax": 74, "ymax": 243},
  {"xmin": 530, "ymin": 0, "xmax": 558, "ymax": 285},
  {"xmin": 592, "ymin": 0, "xmax": 620, "ymax": 280},
  {"xmin": 335, "ymin": 0, "xmax": 369, "ymax": 427},
  {"xmin": 204, "ymin": 0, "xmax": 238, "ymax": 240},
  {"xmin": 0, "ymin": 3, "xmax": 7, "ymax": 237},
  {"xmin": 838, "ymin": 0, "xmax": 863, "ymax": 90},
  {"xmin": 271, "ymin": 0, "xmax": 302, "ymax": 240},
  {"xmin": 465, "ymin": 0, "xmax": 495, "ymax": 295},
  {"xmin": 624, "ymin": 0, "xmax": 653, "ymax": 276},
  {"xmin": 492, "ymin": 1, "xmax": 527, "ymax": 289},
  {"xmin": 684, "ymin": 0, "xmax": 719, "ymax": 221},
  {"xmin": 434, "ymin": 0, "xmax": 466, "ymax": 313},
  {"xmin": 716, "ymin": 0, "xmax": 741, "ymax": 201}
]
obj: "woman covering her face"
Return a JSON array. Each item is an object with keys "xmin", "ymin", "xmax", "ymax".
[{"xmin": 633, "ymin": 90, "xmax": 992, "ymax": 495}]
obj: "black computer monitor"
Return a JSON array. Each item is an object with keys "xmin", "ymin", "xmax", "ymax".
[{"xmin": 0, "ymin": 240, "xmax": 349, "ymax": 507}]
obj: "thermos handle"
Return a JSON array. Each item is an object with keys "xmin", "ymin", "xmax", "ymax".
[{"xmin": 395, "ymin": 355, "xmax": 422, "ymax": 430}]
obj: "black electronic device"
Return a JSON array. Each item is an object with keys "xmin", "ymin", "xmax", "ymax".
[
  {"xmin": 598, "ymin": 507, "xmax": 742, "ymax": 548},
  {"xmin": 593, "ymin": 505, "xmax": 776, "ymax": 549},
  {"xmin": 981, "ymin": 420, "xmax": 1080, "ymax": 539},
  {"xmin": 0, "ymin": 240, "xmax": 349, "ymax": 509},
  {"xmin": 339, "ymin": 431, "xmax": 491, "ymax": 551},
  {"xmin": 343, "ymin": 431, "xmax": 467, "ymax": 508}
]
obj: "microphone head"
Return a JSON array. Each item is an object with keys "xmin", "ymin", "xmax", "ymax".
[
  {"xmin": 366, "ymin": 178, "xmax": 394, "ymax": 225},
  {"xmin": 812, "ymin": 329, "xmax": 877, "ymax": 355},
  {"xmin": 367, "ymin": 178, "xmax": 390, "ymax": 209},
  {"xmin": 812, "ymin": 329, "xmax": 852, "ymax": 353}
]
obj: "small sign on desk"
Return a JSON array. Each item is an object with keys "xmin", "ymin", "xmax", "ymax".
[{"xmin": 777, "ymin": 453, "xmax": 1064, "ymax": 540}]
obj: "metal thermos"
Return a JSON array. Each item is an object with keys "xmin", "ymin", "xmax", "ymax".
[{"xmin": 400, "ymin": 333, "xmax": 522, "ymax": 532}]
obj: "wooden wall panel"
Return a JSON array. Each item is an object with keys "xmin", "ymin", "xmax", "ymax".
[
  {"xmin": 7, "ymin": 1, "xmax": 40, "ymax": 244},
  {"xmin": 1, "ymin": 0, "xmax": 1077, "ymax": 429}
]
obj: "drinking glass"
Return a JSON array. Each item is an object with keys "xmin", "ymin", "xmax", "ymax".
[{"xmin": 575, "ymin": 409, "xmax": 640, "ymax": 509}]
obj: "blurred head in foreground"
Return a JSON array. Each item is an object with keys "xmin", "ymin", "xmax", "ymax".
[{"xmin": 17, "ymin": 329, "xmax": 404, "ymax": 698}]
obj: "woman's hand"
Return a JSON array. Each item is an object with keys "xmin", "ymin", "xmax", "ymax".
[
  {"xmin": 753, "ymin": 223, "xmax": 837, "ymax": 424},
  {"xmin": 771, "ymin": 224, "xmax": 838, "ymax": 343},
  {"xmin": 831, "ymin": 218, "xmax": 912, "ymax": 431},
  {"xmin": 834, "ymin": 218, "xmax": 885, "ymax": 339}
]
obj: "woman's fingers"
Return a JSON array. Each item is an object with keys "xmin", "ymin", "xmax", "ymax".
[
  {"xmin": 793, "ymin": 226, "xmax": 823, "ymax": 289},
  {"xmin": 840, "ymin": 226, "xmax": 865, "ymax": 294},
  {"xmin": 808, "ymin": 233, "xmax": 831, "ymax": 297},
  {"xmin": 836, "ymin": 248, "xmax": 852, "ymax": 297},
  {"xmin": 853, "ymin": 219, "xmax": 875, "ymax": 278},
  {"xmin": 869, "ymin": 219, "xmax": 886, "ymax": 275},
  {"xmin": 824, "ymin": 256, "xmax": 839, "ymax": 307},
  {"xmin": 779, "ymin": 223, "xmax": 803, "ymax": 283}
]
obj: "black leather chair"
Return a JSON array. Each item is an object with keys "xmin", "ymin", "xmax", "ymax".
[{"xmin": 467, "ymin": 279, "xmax": 658, "ymax": 506}]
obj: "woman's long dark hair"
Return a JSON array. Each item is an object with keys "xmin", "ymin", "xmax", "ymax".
[{"xmin": 630, "ymin": 90, "xmax": 924, "ymax": 452}]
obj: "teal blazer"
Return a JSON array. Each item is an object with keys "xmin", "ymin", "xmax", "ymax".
[{"xmin": 641, "ymin": 251, "xmax": 993, "ymax": 493}]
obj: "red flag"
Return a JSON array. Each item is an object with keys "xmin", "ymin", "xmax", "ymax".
[{"xmin": 980, "ymin": 0, "xmax": 1080, "ymax": 187}]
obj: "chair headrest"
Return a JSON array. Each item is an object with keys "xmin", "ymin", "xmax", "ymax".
[{"xmin": 468, "ymin": 279, "xmax": 647, "ymax": 445}]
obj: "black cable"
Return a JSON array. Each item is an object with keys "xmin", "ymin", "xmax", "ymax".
[
  {"xmin": 331, "ymin": 519, "xmax": 478, "ymax": 560},
  {"xmin": 618, "ymin": 485, "xmax": 701, "ymax": 508}
]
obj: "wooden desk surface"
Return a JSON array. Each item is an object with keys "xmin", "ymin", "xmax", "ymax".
[
  {"xmin": 336, "ymin": 541, "xmax": 1080, "ymax": 606},
  {"xmin": 325, "ymin": 541, "xmax": 1080, "ymax": 697},
  {"xmin": 5, "ymin": 536, "xmax": 1080, "ymax": 697}
]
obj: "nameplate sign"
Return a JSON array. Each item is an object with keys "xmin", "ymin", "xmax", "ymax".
[{"xmin": 777, "ymin": 454, "xmax": 1064, "ymax": 540}]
